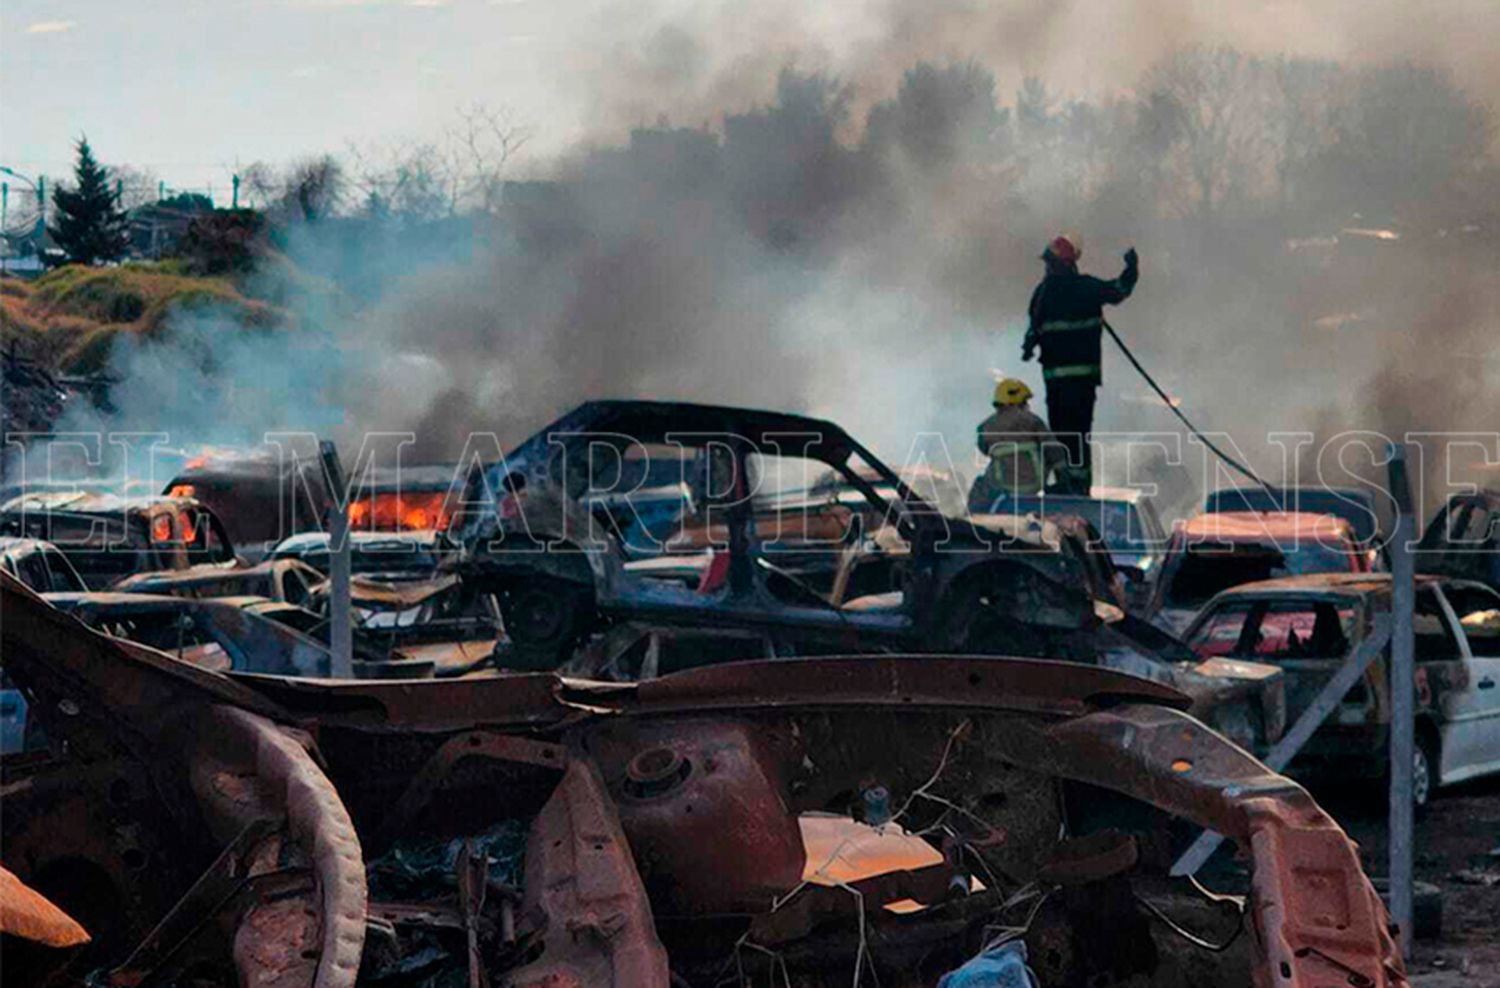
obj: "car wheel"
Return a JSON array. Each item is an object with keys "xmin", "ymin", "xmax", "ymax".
[
  {"xmin": 498, "ymin": 578, "xmax": 590, "ymax": 661},
  {"xmin": 1412, "ymin": 734, "xmax": 1437, "ymax": 812}
]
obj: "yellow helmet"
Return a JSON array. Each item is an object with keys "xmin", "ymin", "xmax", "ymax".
[{"xmin": 993, "ymin": 378, "xmax": 1033, "ymax": 406}]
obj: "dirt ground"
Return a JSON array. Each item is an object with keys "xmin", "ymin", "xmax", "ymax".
[{"xmin": 1310, "ymin": 775, "xmax": 1500, "ymax": 987}]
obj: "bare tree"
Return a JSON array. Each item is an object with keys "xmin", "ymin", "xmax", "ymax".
[
  {"xmin": 342, "ymin": 104, "xmax": 531, "ymax": 222},
  {"xmin": 449, "ymin": 103, "xmax": 532, "ymax": 214},
  {"xmin": 109, "ymin": 164, "xmax": 164, "ymax": 211},
  {"xmin": 285, "ymin": 155, "xmax": 344, "ymax": 223},
  {"xmin": 237, "ymin": 161, "xmax": 284, "ymax": 213},
  {"xmin": 1143, "ymin": 47, "xmax": 1272, "ymax": 221},
  {"xmin": 1267, "ymin": 56, "xmax": 1346, "ymax": 216}
]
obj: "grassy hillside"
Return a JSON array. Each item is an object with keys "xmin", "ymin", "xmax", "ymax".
[{"xmin": 0, "ymin": 263, "xmax": 297, "ymax": 375}]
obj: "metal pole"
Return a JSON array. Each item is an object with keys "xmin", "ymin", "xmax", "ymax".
[
  {"xmin": 320, "ymin": 440, "xmax": 354, "ymax": 679},
  {"xmin": 2, "ymin": 182, "xmax": 8, "ymax": 276},
  {"xmin": 1387, "ymin": 442, "xmax": 1416, "ymax": 958},
  {"xmin": 1173, "ymin": 615, "xmax": 1393, "ymax": 876}
]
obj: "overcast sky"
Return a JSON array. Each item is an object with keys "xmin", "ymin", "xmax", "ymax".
[{"xmin": 4, "ymin": 0, "xmax": 1496, "ymax": 200}]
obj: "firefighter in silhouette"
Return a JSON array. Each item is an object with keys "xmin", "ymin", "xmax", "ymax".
[
  {"xmin": 1022, "ymin": 235, "xmax": 1138, "ymax": 493},
  {"xmin": 968, "ymin": 378, "xmax": 1066, "ymax": 512}
]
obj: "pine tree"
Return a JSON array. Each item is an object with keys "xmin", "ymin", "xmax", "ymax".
[{"xmin": 50, "ymin": 137, "xmax": 131, "ymax": 265}]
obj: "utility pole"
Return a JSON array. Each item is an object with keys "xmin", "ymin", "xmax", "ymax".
[
  {"xmin": 232, "ymin": 173, "xmax": 240, "ymax": 209},
  {"xmin": 2, "ymin": 182, "xmax": 8, "ymax": 276},
  {"xmin": 1387, "ymin": 442, "xmax": 1416, "ymax": 958},
  {"xmin": 319, "ymin": 440, "xmax": 354, "ymax": 679}
]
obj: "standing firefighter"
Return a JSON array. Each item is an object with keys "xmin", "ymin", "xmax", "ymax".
[
  {"xmin": 1022, "ymin": 235, "xmax": 1138, "ymax": 493},
  {"xmin": 969, "ymin": 378, "xmax": 1065, "ymax": 512}
]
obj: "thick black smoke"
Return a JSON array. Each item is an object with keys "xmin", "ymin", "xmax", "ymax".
[{"xmin": 67, "ymin": 17, "xmax": 1500, "ymax": 522}]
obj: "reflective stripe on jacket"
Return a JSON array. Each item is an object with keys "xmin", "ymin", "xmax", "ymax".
[
  {"xmin": 1025, "ymin": 258, "xmax": 1138, "ymax": 384},
  {"xmin": 976, "ymin": 407, "xmax": 1065, "ymax": 494}
]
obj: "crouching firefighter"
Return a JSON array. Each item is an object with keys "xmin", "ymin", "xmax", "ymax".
[
  {"xmin": 968, "ymin": 378, "xmax": 1066, "ymax": 512},
  {"xmin": 1021, "ymin": 235, "xmax": 1138, "ymax": 493}
]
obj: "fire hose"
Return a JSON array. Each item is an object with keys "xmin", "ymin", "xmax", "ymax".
[{"xmin": 1102, "ymin": 318, "xmax": 1279, "ymax": 497}]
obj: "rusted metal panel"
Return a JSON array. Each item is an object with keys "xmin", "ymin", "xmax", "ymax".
[
  {"xmin": 204, "ymin": 706, "xmax": 367, "ymax": 988},
  {"xmin": 1, "ymin": 569, "xmax": 1408, "ymax": 987},
  {"xmin": 504, "ymin": 758, "xmax": 670, "ymax": 988},
  {"xmin": 1044, "ymin": 706, "xmax": 1406, "ymax": 988},
  {"xmin": 226, "ymin": 671, "xmax": 573, "ymax": 729},
  {"xmin": 0, "ymin": 864, "xmax": 90, "ymax": 948},
  {"xmin": 617, "ymin": 653, "xmax": 1191, "ymax": 716},
  {"xmin": 591, "ymin": 719, "xmax": 806, "ymax": 914}
]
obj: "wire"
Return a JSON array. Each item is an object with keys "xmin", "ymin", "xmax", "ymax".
[
  {"xmin": 1101, "ymin": 318, "xmax": 1279, "ymax": 498},
  {"xmin": 1134, "ymin": 893, "xmax": 1244, "ymax": 953}
]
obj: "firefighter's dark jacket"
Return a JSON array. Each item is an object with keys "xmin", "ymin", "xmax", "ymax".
[{"xmin": 1025, "ymin": 256, "xmax": 1138, "ymax": 384}]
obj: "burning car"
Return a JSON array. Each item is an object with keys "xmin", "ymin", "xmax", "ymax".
[
  {"xmin": 0, "ymin": 492, "xmax": 239, "ymax": 590},
  {"xmin": 0, "ymin": 570, "xmax": 1407, "ymax": 988},
  {"xmin": 162, "ymin": 449, "xmax": 334, "ymax": 561}
]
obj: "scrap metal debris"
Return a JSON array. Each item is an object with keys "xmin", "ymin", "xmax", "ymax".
[{"xmin": 0, "ymin": 570, "xmax": 1409, "ymax": 987}]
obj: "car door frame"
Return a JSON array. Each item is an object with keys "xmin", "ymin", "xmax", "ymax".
[{"xmin": 1430, "ymin": 581, "xmax": 1500, "ymax": 784}]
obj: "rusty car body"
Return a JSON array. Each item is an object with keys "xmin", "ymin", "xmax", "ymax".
[{"xmin": 1, "ymin": 570, "xmax": 1406, "ymax": 988}]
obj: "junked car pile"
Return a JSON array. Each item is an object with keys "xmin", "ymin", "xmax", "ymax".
[
  {"xmin": 1, "ymin": 398, "xmax": 1493, "ymax": 987},
  {"xmin": 1, "ymin": 572, "xmax": 1406, "ymax": 988}
]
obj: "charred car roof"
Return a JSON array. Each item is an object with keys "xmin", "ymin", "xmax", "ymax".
[{"xmin": 511, "ymin": 400, "xmax": 857, "ymax": 462}]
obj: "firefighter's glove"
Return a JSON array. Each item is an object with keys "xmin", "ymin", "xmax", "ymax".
[
  {"xmin": 1124, "ymin": 247, "xmax": 1138, "ymax": 267},
  {"xmin": 1021, "ymin": 342, "xmax": 1036, "ymax": 362}
]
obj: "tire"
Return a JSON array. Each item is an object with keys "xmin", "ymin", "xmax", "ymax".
[
  {"xmin": 497, "ymin": 578, "xmax": 591, "ymax": 664},
  {"xmin": 1412, "ymin": 732, "xmax": 1438, "ymax": 814}
]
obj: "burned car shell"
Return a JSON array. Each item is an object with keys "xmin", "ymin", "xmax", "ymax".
[
  {"xmin": 1416, "ymin": 489, "xmax": 1500, "ymax": 592},
  {"xmin": 1146, "ymin": 511, "xmax": 1373, "ymax": 637},
  {"xmin": 1181, "ymin": 572, "xmax": 1500, "ymax": 798},
  {"xmin": 42, "ymin": 591, "xmax": 335, "ymax": 678},
  {"xmin": 0, "ymin": 492, "xmax": 239, "ymax": 590},
  {"xmin": 0, "ymin": 570, "xmax": 1405, "ymax": 988},
  {"xmin": 465, "ymin": 401, "xmax": 1106, "ymax": 662},
  {"xmin": 0, "ymin": 536, "xmax": 90, "ymax": 594},
  {"xmin": 111, "ymin": 557, "xmax": 326, "ymax": 609}
]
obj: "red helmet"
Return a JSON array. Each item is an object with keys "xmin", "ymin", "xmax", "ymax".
[{"xmin": 1043, "ymin": 234, "xmax": 1081, "ymax": 264}]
